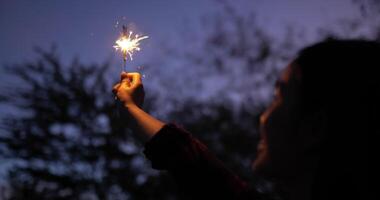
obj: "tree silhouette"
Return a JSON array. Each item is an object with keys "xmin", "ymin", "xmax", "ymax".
[
  {"xmin": 167, "ymin": 100, "xmax": 263, "ymax": 183},
  {"xmin": 0, "ymin": 47, "xmax": 269, "ymax": 199},
  {"xmin": 0, "ymin": 48, "xmax": 176, "ymax": 200},
  {"xmin": 147, "ymin": 3, "xmax": 292, "ymax": 194}
]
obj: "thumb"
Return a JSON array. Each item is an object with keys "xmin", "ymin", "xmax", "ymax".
[
  {"xmin": 120, "ymin": 71, "xmax": 129, "ymax": 80},
  {"xmin": 121, "ymin": 77, "xmax": 131, "ymax": 87},
  {"xmin": 127, "ymin": 73, "xmax": 142, "ymax": 88},
  {"xmin": 112, "ymin": 83, "xmax": 121, "ymax": 95}
]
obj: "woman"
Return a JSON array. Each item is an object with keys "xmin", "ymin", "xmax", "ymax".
[{"xmin": 113, "ymin": 39, "xmax": 375, "ymax": 200}]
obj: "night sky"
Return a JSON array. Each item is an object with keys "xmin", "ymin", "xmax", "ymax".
[
  {"xmin": 0, "ymin": 0, "xmax": 362, "ymax": 127},
  {"xmin": 0, "ymin": 0, "xmax": 358, "ymax": 67}
]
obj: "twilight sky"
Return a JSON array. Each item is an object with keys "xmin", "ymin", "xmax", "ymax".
[
  {"xmin": 0, "ymin": 0, "xmax": 359, "ymax": 67},
  {"xmin": 0, "ymin": 0, "xmax": 364, "ymax": 119}
]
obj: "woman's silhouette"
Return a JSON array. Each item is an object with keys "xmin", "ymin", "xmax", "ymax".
[{"xmin": 113, "ymin": 39, "xmax": 375, "ymax": 200}]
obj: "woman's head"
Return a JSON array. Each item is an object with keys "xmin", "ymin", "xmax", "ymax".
[{"xmin": 253, "ymin": 39, "xmax": 377, "ymax": 199}]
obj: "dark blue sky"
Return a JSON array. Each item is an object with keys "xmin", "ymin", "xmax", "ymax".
[
  {"xmin": 0, "ymin": 0, "xmax": 358, "ymax": 67},
  {"xmin": 0, "ymin": 0, "xmax": 215, "ymax": 66},
  {"xmin": 0, "ymin": 0, "xmax": 362, "ymax": 116}
]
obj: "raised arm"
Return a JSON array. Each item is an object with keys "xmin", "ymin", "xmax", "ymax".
[
  {"xmin": 112, "ymin": 72, "xmax": 164, "ymax": 141},
  {"xmin": 112, "ymin": 72, "xmax": 254, "ymax": 199}
]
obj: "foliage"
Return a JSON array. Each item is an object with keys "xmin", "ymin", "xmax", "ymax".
[
  {"xmin": 167, "ymin": 100, "xmax": 263, "ymax": 183},
  {"xmin": 0, "ymin": 48, "xmax": 175, "ymax": 200},
  {"xmin": 0, "ymin": 48, "xmax": 266, "ymax": 199}
]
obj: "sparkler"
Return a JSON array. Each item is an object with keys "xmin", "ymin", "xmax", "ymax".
[{"xmin": 113, "ymin": 25, "xmax": 149, "ymax": 72}]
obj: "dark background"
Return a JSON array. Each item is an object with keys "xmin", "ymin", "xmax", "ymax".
[{"xmin": 0, "ymin": 0, "xmax": 378, "ymax": 199}]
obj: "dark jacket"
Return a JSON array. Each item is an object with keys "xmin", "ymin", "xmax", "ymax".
[{"xmin": 144, "ymin": 124, "xmax": 270, "ymax": 200}]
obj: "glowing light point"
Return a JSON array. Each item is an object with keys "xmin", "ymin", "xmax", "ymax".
[{"xmin": 113, "ymin": 26, "xmax": 149, "ymax": 71}]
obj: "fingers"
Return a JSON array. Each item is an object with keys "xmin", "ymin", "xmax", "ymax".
[
  {"xmin": 120, "ymin": 72, "xmax": 129, "ymax": 80},
  {"xmin": 112, "ymin": 83, "xmax": 121, "ymax": 95},
  {"xmin": 120, "ymin": 72, "xmax": 142, "ymax": 88},
  {"xmin": 121, "ymin": 77, "xmax": 131, "ymax": 87},
  {"xmin": 114, "ymin": 72, "xmax": 142, "ymax": 97}
]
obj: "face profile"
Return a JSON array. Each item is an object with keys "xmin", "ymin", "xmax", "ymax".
[
  {"xmin": 253, "ymin": 63, "xmax": 307, "ymax": 179},
  {"xmin": 253, "ymin": 39, "xmax": 375, "ymax": 199}
]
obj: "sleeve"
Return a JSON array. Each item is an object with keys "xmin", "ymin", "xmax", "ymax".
[{"xmin": 143, "ymin": 123, "xmax": 258, "ymax": 200}]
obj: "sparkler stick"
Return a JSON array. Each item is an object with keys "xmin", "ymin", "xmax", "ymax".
[
  {"xmin": 113, "ymin": 25, "xmax": 148, "ymax": 105},
  {"xmin": 113, "ymin": 25, "xmax": 149, "ymax": 72}
]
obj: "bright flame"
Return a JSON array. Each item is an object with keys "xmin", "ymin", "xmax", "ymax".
[{"xmin": 113, "ymin": 31, "xmax": 149, "ymax": 61}]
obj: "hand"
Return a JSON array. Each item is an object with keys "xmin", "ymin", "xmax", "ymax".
[{"xmin": 113, "ymin": 72, "xmax": 145, "ymax": 109}]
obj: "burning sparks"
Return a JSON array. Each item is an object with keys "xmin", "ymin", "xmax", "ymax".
[{"xmin": 113, "ymin": 26, "xmax": 149, "ymax": 68}]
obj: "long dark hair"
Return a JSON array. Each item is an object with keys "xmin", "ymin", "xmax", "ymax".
[{"xmin": 294, "ymin": 39, "xmax": 377, "ymax": 200}]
